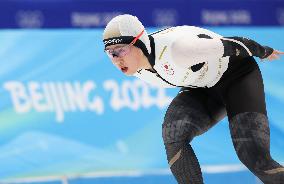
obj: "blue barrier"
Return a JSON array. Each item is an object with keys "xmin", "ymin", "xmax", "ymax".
[
  {"xmin": 0, "ymin": 0, "xmax": 284, "ymax": 28},
  {"xmin": 0, "ymin": 27, "xmax": 283, "ymax": 183}
]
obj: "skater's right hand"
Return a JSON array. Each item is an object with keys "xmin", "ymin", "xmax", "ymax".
[{"xmin": 264, "ymin": 50, "xmax": 284, "ymax": 61}]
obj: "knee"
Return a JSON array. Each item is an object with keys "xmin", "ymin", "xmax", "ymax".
[
  {"xmin": 162, "ymin": 119, "xmax": 193, "ymax": 145},
  {"xmin": 233, "ymin": 134, "xmax": 275, "ymax": 174},
  {"xmin": 235, "ymin": 146, "xmax": 272, "ymax": 171},
  {"xmin": 162, "ymin": 112, "xmax": 193, "ymax": 163},
  {"xmin": 235, "ymin": 147, "xmax": 284, "ymax": 183},
  {"xmin": 162, "ymin": 109, "xmax": 211, "ymax": 145},
  {"xmin": 162, "ymin": 117, "xmax": 197, "ymax": 165},
  {"xmin": 230, "ymin": 112, "xmax": 271, "ymax": 168}
]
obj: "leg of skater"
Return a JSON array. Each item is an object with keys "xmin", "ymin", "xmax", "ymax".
[
  {"xmin": 229, "ymin": 112, "xmax": 284, "ymax": 184},
  {"xmin": 163, "ymin": 87, "xmax": 226, "ymax": 184},
  {"xmin": 225, "ymin": 59, "xmax": 284, "ymax": 184}
]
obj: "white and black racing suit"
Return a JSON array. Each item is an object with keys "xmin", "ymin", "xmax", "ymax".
[{"xmin": 134, "ymin": 26, "xmax": 283, "ymax": 184}]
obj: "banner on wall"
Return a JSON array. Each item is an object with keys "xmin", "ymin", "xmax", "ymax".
[
  {"xmin": 0, "ymin": 0, "xmax": 284, "ymax": 28},
  {"xmin": 0, "ymin": 28, "xmax": 284, "ymax": 182}
]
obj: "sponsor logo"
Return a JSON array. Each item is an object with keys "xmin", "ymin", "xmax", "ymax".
[
  {"xmin": 161, "ymin": 27, "xmax": 175, "ymax": 35},
  {"xmin": 159, "ymin": 46, "xmax": 167, "ymax": 60},
  {"xmin": 182, "ymin": 62, "xmax": 208, "ymax": 83},
  {"xmin": 182, "ymin": 67, "xmax": 191, "ymax": 83},
  {"xmin": 162, "ymin": 62, "xmax": 175, "ymax": 75},
  {"xmin": 277, "ymin": 9, "xmax": 284, "ymax": 25},
  {"xmin": 16, "ymin": 10, "xmax": 44, "ymax": 28},
  {"xmin": 236, "ymin": 48, "xmax": 240, "ymax": 56},
  {"xmin": 153, "ymin": 9, "xmax": 178, "ymax": 26},
  {"xmin": 71, "ymin": 12, "xmax": 122, "ymax": 27},
  {"xmin": 201, "ymin": 10, "xmax": 251, "ymax": 25},
  {"xmin": 104, "ymin": 38, "xmax": 123, "ymax": 45}
]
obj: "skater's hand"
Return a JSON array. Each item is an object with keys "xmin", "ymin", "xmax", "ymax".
[{"xmin": 264, "ymin": 50, "xmax": 284, "ymax": 61}]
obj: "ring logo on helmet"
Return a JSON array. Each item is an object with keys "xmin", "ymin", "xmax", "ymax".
[{"xmin": 104, "ymin": 38, "xmax": 123, "ymax": 45}]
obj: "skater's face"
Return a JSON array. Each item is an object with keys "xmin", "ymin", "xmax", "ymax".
[
  {"xmin": 104, "ymin": 29, "xmax": 145, "ymax": 76},
  {"xmin": 105, "ymin": 44, "xmax": 143, "ymax": 76}
]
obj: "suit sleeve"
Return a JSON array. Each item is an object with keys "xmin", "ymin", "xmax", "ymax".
[
  {"xmin": 172, "ymin": 32, "xmax": 273, "ymax": 69},
  {"xmin": 221, "ymin": 37, "xmax": 274, "ymax": 59},
  {"xmin": 172, "ymin": 35, "xmax": 225, "ymax": 68}
]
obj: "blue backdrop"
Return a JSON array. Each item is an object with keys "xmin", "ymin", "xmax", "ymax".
[
  {"xmin": 0, "ymin": 27, "xmax": 283, "ymax": 184},
  {"xmin": 0, "ymin": 0, "xmax": 284, "ymax": 28}
]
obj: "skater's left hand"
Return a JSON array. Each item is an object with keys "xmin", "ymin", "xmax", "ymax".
[{"xmin": 265, "ymin": 50, "xmax": 284, "ymax": 61}]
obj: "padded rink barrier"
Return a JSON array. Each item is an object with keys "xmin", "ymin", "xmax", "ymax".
[
  {"xmin": 0, "ymin": 0, "xmax": 284, "ymax": 28},
  {"xmin": 0, "ymin": 169, "xmax": 264, "ymax": 184},
  {"xmin": 0, "ymin": 27, "xmax": 283, "ymax": 184},
  {"xmin": 68, "ymin": 171, "xmax": 263, "ymax": 184}
]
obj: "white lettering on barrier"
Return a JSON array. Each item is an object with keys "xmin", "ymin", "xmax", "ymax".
[
  {"xmin": 3, "ymin": 81, "xmax": 104, "ymax": 123},
  {"xmin": 3, "ymin": 81, "xmax": 31, "ymax": 113},
  {"xmin": 3, "ymin": 79, "xmax": 173, "ymax": 123},
  {"xmin": 201, "ymin": 10, "xmax": 251, "ymax": 25},
  {"xmin": 71, "ymin": 12, "xmax": 122, "ymax": 27},
  {"xmin": 103, "ymin": 79, "xmax": 173, "ymax": 111}
]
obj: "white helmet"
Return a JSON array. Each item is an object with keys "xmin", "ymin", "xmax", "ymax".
[{"xmin": 103, "ymin": 14, "xmax": 151, "ymax": 56}]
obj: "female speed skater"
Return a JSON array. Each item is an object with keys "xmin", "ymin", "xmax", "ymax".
[{"xmin": 102, "ymin": 14, "xmax": 284, "ymax": 184}]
